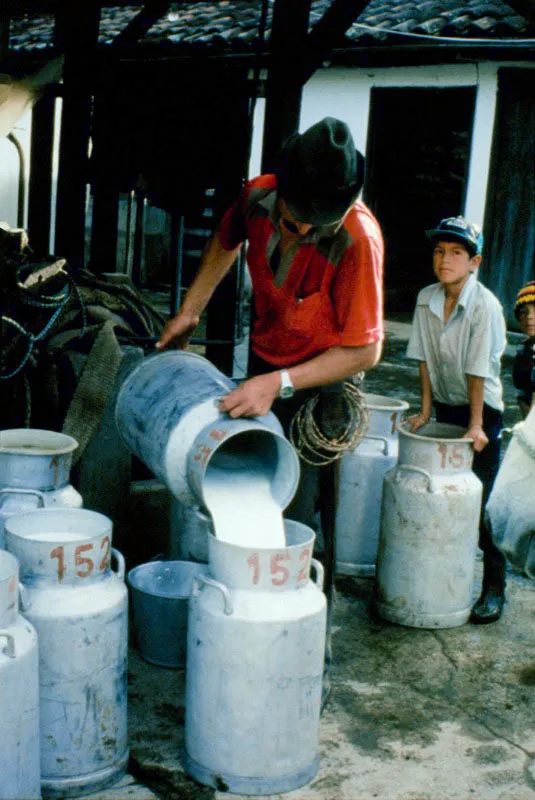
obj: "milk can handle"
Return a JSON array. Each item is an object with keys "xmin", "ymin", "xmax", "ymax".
[
  {"xmin": 310, "ymin": 558, "xmax": 325, "ymax": 591},
  {"xmin": 362, "ymin": 435, "xmax": 389, "ymax": 456},
  {"xmin": 0, "ymin": 488, "xmax": 46, "ymax": 507},
  {"xmin": 111, "ymin": 548, "xmax": 126, "ymax": 580},
  {"xmin": 0, "ymin": 631, "xmax": 16, "ymax": 659},
  {"xmin": 18, "ymin": 582, "xmax": 31, "ymax": 612},
  {"xmin": 396, "ymin": 464, "xmax": 437, "ymax": 493},
  {"xmin": 192, "ymin": 573, "xmax": 234, "ymax": 616}
]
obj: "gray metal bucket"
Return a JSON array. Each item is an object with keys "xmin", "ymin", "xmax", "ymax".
[{"xmin": 127, "ymin": 560, "xmax": 208, "ymax": 668}]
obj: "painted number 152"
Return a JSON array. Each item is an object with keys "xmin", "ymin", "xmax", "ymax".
[{"xmin": 50, "ymin": 536, "xmax": 111, "ymax": 582}]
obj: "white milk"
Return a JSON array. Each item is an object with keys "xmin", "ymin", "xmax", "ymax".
[
  {"xmin": 203, "ymin": 448, "xmax": 287, "ymax": 548},
  {"xmin": 25, "ymin": 531, "xmax": 88, "ymax": 542}
]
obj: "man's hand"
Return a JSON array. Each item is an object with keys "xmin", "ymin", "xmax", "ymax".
[
  {"xmin": 405, "ymin": 412, "xmax": 430, "ymax": 433},
  {"xmin": 156, "ymin": 312, "xmax": 199, "ymax": 350},
  {"xmin": 464, "ymin": 424, "xmax": 488, "ymax": 453},
  {"xmin": 219, "ymin": 373, "xmax": 281, "ymax": 418}
]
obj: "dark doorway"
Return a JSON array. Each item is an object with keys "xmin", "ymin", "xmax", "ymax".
[{"xmin": 364, "ymin": 86, "xmax": 476, "ymax": 311}]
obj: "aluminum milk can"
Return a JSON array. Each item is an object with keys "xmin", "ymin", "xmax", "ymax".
[
  {"xmin": 0, "ymin": 429, "xmax": 82, "ymax": 549},
  {"xmin": 0, "ymin": 550, "xmax": 41, "ymax": 800},
  {"xmin": 376, "ymin": 422, "xmax": 482, "ymax": 629},
  {"xmin": 5, "ymin": 508, "xmax": 129, "ymax": 798},
  {"xmin": 185, "ymin": 520, "xmax": 327, "ymax": 796},
  {"xmin": 336, "ymin": 393, "xmax": 409, "ymax": 575},
  {"xmin": 115, "ymin": 350, "xmax": 299, "ymax": 508}
]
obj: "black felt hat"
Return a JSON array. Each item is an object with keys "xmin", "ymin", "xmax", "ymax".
[{"xmin": 276, "ymin": 117, "xmax": 365, "ymax": 225}]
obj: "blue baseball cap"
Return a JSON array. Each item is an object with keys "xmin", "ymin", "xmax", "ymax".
[{"xmin": 426, "ymin": 216, "xmax": 483, "ymax": 257}]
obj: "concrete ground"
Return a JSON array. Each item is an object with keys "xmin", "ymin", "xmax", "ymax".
[{"xmin": 82, "ymin": 318, "xmax": 535, "ymax": 800}]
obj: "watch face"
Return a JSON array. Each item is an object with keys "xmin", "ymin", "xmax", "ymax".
[{"xmin": 280, "ymin": 385, "xmax": 294, "ymax": 398}]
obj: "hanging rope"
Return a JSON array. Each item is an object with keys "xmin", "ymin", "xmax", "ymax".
[{"xmin": 289, "ymin": 379, "xmax": 370, "ymax": 467}]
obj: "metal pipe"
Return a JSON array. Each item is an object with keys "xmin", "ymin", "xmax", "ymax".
[{"xmin": 7, "ymin": 132, "xmax": 26, "ymax": 229}]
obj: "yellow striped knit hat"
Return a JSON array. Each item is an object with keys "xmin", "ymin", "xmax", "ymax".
[{"xmin": 514, "ymin": 281, "xmax": 535, "ymax": 319}]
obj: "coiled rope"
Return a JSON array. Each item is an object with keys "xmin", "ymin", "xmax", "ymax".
[
  {"xmin": 0, "ymin": 264, "xmax": 86, "ymax": 381},
  {"xmin": 289, "ymin": 379, "xmax": 370, "ymax": 466}
]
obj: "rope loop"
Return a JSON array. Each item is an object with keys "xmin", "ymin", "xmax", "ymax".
[{"xmin": 289, "ymin": 380, "xmax": 369, "ymax": 466}]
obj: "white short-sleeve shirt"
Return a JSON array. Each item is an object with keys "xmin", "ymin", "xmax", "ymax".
[{"xmin": 406, "ymin": 274, "xmax": 506, "ymax": 411}]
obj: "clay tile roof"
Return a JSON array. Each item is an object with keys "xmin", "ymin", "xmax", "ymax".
[{"xmin": 7, "ymin": 1, "xmax": 533, "ymax": 54}]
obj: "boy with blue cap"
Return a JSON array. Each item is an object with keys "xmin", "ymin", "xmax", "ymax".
[{"xmin": 406, "ymin": 216, "xmax": 507, "ymax": 624}]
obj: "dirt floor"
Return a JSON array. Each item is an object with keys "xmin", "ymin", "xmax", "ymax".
[{"xmin": 83, "ymin": 319, "xmax": 535, "ymax": 800}]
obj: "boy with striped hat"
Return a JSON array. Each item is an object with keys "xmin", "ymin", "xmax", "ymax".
[{"xmin": 513, "ymin": 281, "xmax": 535, "ymax": 419}]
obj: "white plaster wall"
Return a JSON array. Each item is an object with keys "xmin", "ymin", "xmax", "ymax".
[{"xmin": 0, "ymin": 107, "xmax": 32, "ymax": 229}]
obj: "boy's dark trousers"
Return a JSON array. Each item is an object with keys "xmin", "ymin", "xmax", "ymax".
[{"xmin": 434, "ymin": 401, "xmax": 506, "ymax": 623}]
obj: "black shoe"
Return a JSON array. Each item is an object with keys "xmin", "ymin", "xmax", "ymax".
[{"xmin": 470, "ymin": 587, "xmax": 505, "ymax": 625}]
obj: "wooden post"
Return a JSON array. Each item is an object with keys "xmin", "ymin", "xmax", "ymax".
[
  {"xmin": 261, "ymin": 0, "xmax": 311, "ymax": 174},
  {"xmin": 28, "ymin": 92, "xmax": 56, "ymax": 254},
  {"xmin": 53, "ymin": 1, "xmax": 100, "ymax": 268}
]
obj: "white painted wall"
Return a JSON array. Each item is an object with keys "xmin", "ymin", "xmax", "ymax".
[{"xmin": 0, "ymin": 107, "xmax": 32, "ymax": 230}]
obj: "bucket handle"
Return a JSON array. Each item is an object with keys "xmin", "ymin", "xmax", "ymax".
[
  {"xmin": 0, "ymin": 631, "xmax": 16, "ymax": 659},
  {"xmin": 192, "ymin": 573, "xmax": 234, "ymax": 616},
  {"xmin": 362, "ymin": 435, "xmax": 389, "ymax": 456},
  {"xmin": 0, "ymin": 488, "xmax": 46, "ymax": 508},
  {"xmin": 396, "ymin": 464, "xmax": 437, "ymax": 493},
  {"xmin": 311, "ymin": 558, "xmax": 325, "ymax": 591},
  {"xmin": 111, "ymin": 548, "xmax": 126, "ymax": 581}
]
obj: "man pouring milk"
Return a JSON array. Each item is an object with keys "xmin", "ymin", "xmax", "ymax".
[{"xmin": 157, "ymin": 117, "xmax": 385, "ymax": 704}]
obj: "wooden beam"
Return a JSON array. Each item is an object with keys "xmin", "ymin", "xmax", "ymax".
[
  {"xmin": 110, "ymin": 0, "xmax": 170, "ymax": 48},
  {"xmin": 54, "ymin": 1, "xmax": 100, "ymax": 267},
  {"xmin": 300, "ymin": 0, "xmax": 372, "ymax": 84}
]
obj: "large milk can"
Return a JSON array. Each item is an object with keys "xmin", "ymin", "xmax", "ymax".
[
  {"xmin": 115, "ymin": 351, "xmax": 299, "ymax": 509},
  {"xmin": 375, "ymin": 422, "xmax": 482, "ymax": 629},
  {"xmin": 0, "ymin": 429, "xmax": 83, "ymax": 549},
  {"xmin": 0, "ymin": 550, "xmax": 41, "ymax": 800},
  {"xmin": 5, "ymin": 508, "xmax": 129, "ymax": 798},
  {"xmin": 185, "ymin": 519, "xmax": 327, "ymax": 796},
  {"xmin": 336, "ymin": 393, "xmax": 409, "ymax": 575}
]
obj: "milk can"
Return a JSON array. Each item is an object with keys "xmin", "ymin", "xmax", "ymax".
[
  {"xmin": 376, "ymin": 422, "xmax": 482, "ymax": 629},
  {"xmin": 5, "ymin": 508, "xmax": 129, "ymax": 798},
  {"xmin": 0, "ymin": 429, "xmax": 83, "ymax": 549},
  {"xmin": 115, "ymin": 351, "xmax": 299, "ymax": 509},
  {"xmin": 0, "ymin": 550, "xmax": 41, "ymax": 800},
  {"xmin": 336, "ymin": 393, "xmax": 409, "ymax": 575},
  {"xmin": 185, "ymin": 519, "xmax": 327, "ymax": 796}
]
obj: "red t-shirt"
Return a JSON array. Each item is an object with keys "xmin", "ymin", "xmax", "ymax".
[{"xmin": 217, "ymin": 175, "xmax": 384, "ymax": 367}]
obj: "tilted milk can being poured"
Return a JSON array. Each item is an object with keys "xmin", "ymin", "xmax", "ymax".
[{"xmin": 115, "ymin": 350, "xmax": 300, "ymax": 548}]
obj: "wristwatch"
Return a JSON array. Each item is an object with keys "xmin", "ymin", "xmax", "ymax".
[{"xmin": 279, "ymin": 369, "xmax": 294, "ymax": 399}]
